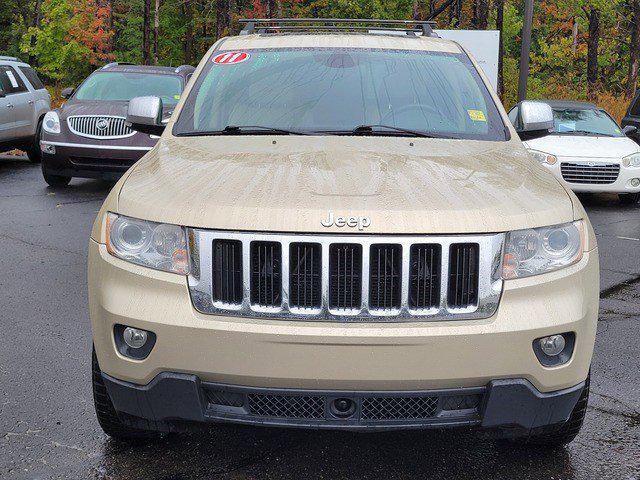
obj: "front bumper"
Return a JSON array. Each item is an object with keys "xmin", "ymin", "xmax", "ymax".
[
  {"xmin": 102, "ymin": 371, "xmax": 585, "ymax": 434},
  {"xmin": 40, "ymin": 140, "xmax": 152, "ymax": 180},
  {"xmin": 89, "ymin": 238, "xmax": 599, "ymax": 395}
]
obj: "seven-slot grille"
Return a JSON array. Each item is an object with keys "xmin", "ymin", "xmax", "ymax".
[
  {"xmin": 67, "ymin": 116, "xmax": 134, "ymax": 139},
  {"xmin": 561, "ymin": 162, "xmax": 620, "ymax": 185},
  {"xmin": 188, "ymin": 231, "xmax": 503, "ymax": 322}
]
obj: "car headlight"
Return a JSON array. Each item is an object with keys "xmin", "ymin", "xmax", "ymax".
[
  {"xmin": 502, "ymin": 221, "xmax": 585, "ymax": 279},
  {"xmin": 106, "ymin": 213, "xmax": 189, "ymax": 275},
  {"xmin": 528, "ymin": 149, "xmax": 557, "ymax": 165},
  {"xmin": 42, "ymin": 111, "xmax": 61, "ymax": 134},
  {"xmin": 622, "ymin": 152, "xmax": 640, "ymax": 168}
]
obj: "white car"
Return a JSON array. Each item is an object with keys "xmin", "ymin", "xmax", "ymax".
[{"xmin": 509, "ymin": 100, "xmax": 640, "ymax": 204}]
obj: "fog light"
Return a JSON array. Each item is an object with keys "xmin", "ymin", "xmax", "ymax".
[
  {"xmin": 539, "ymin": 335, "xmax": 566, "ymax": 356},
  {"xmin": 631, "ymin": 178, "xmax": 640, "ymax": 187},
  {"xmin": 123, "ymin": 327, "xmax": 148, "ymax": 349}
]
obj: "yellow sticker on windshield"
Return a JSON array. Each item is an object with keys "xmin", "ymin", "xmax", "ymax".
[
  {"xmin": 174, "ymin": 94, "xmax": 181, "ymax": 100},
  {"xmin": 468, "ymin": 110, "xmax": 487, "ymax": 122}
]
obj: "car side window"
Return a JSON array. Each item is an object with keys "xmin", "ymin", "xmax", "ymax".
[
  {"xmin": 0, "ymin": 66, "xmax": 28, "ymax": 95},
  {"xmin": 18, "ymin": 66, "xmax": 45, "ymax": 90},
  {"xmin": 629, "ymin": 94, "xmax": 640, "ymax": 117}
]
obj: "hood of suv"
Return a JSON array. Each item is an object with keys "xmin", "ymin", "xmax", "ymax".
[
  {"xmin": 524, "ymin": 134, "xmax": 639, "ymax": 159},
  {"xmin": 117, "ymin": 135, "xmax": 575, "ymax": 234}
]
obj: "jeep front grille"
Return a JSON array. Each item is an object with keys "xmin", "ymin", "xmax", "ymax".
[
  {"xmin": 561, "ymin": 162, "xmax": 620, "ymax": 185},
  {"xmin": 67, "ymin": 115, "xmax": 135, "ymax": 139},
  {"xmin": 188, "ymin": 231, "xmax": 504, "ymax": 322}
]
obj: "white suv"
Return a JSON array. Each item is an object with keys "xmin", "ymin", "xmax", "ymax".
[{"xmin": 0, "ymin": 56, "xmax": 51, "ymax": 162}]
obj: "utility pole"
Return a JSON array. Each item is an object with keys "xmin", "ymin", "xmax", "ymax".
[{"xmin": 517, "ymin": 0, "xmax": 534, "ymax": 102}]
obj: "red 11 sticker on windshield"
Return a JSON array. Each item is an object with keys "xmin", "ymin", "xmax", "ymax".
[{"xmin": 213, "ymin": 51, "xmax": 250, "ymax": 65}]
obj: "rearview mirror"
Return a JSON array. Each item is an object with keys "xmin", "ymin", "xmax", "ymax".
[
  {"xmin": 516, "ymin": 101, "xmax": 554, "ymax": 141},
  {"xmin": 623, "ymin": 125, "xmax": 638, "ymax": 137},
  {"xmin": 61, "ymin": 87, "xmax": 74, "ymax": 99},
  {"xmin": 126, "ymin": 96, "xmax": 165, "ymax": 136}
]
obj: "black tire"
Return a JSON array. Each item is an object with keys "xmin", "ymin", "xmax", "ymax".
[
  {"xmin": 26, "ymin": 118, "xmax": 43, "ymax": 163},
  {"xmin": 619, "ymin": 193, "xmax": 640, "ymax": 205},
  {"xmin": 42, "ymin": 168, "xmax": 71, "ymax": 187},
  {"xmin": 507, "ymin": 373, "xmax": 590, "ymax": 447},
  {"xmin": 92, "ymin": 348, "xmax": 164, "ymax": 441}
]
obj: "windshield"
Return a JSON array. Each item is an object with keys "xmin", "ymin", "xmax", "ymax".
[
  {"xmin": 174, "ymin": 48, "xmax": 507, "ymax": 141},
  {"xmin": 552, "ymin": 108, "xmax": 623, "ymax": 137},
  {"xmin": 74, "ymin": 72, "xmax": 183, "ymax": 105}
]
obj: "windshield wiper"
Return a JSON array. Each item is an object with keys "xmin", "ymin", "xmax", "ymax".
[
  {"xmin": 180, "ymin": 125, "xmax": 310, "ymax": 136},
  {"xmin": 556, "ymin": 130, "xmax": 615, "ymax": 137},
  {"xmin": 322, "ymin": 124, "xmax": 453, "ymax": 139}
]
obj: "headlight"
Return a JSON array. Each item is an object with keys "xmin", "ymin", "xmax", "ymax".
[
  {"xmin": 106, "ymin": 213, "xmax": 189, "ymax": 275},
  {"xmin": 622, "ymin": 152, "xmax": 640, "ymax": 168},
  {"xmin": 528, "ymin": 149, "xmax": 557, "ymax": 165},
  {"xmin": 502, "ymin": 221, "xmax": 585, "ymax": 279},
  {"xmin": 42, "ymin": 111, "xmax": 61, "ymax": 134}
]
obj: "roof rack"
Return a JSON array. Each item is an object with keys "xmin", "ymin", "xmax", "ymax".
[
  {"xmin": 0, "ymin": 56, "xmax": 22, "ymax": 62},
  {"xmin": 101, "ymin": 62, "xmax": 135, "ymax": 69},
  {"xmin": 239, "ymin": 18, "xmax": 438, "ymax": 37}
]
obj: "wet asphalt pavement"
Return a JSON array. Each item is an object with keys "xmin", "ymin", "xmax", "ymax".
[{"xmin": 0, "ymin": 155, "xmax": 639, "ymax": 480}]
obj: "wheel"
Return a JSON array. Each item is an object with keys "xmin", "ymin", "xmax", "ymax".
[
  {"xmin": 42, "ymin": 171, "xmax": 71, "ymax": 187},
  {"xmin": 619, "ymin": 193, "xmax": 640, "ymax": 205},
  {"xmin": 25, "ymin": 118, "xmax": 43, "ymax": 163},
  {"xmin": 92, "ymin": 348, "xmax": 164, "ymax": 441},
  {"xmin": 506, "ymin": 373, "xmax": 590, "ymax": 447}
]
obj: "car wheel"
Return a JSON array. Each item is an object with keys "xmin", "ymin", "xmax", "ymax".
[
  {"xmin": 501, "ymin": 372, "xmax": 590, "ymax": 448},
  {"xmin": 92, "ymin": 347, "xmax": 165, "ymax": 441},
  {"xmin": 42, "ymin": 171, "xmax": 71, "ymax": 187},
  {"xmin": 619, "ymin": 193, "xmax": 640, "ymax": 205},
  {"xmin": 26, "ymin": 118, "xmax": 43, "ymax": 163}
]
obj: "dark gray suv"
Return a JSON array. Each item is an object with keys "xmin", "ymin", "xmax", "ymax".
[{"xmin": 39, "ymin": 62, "xmax": 194, "ymax": 186}]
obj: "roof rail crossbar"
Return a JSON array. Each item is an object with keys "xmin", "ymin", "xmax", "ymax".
[
  {"xmin": 239, "ymin": 18, "xmax": 437, "ymax": 37},
  {"xmin": 102, "ymin": 62, "xmax": 136, "ymax": 69},
  {"xmin": 0, "ymin": 56, "xmax": 22, "ymax": 62}
]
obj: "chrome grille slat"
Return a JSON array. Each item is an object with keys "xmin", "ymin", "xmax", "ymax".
[
  {"xmin": 561, "ymin": 162, "xmax": 620, "ymax": 185},
  {"xmin": 188, "ymin": 231, "xmax": 504, "ymax": 322},
  {"xmin": 67, "ymin": 115, "xmax": 135, "ymax": 139}
]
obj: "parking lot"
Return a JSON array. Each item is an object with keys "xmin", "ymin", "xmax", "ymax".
[{"xmin": 1, "ymin": 154, "xmax": 639, "ymax": 480}]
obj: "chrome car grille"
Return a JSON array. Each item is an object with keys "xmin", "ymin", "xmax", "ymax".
[
  {"xmin": 561, "ymin": 162, "xmax": 620, "ymax": 185},
  {"xmin": 187, "ymin": 230, "xmax": 504, "ymax": 322},
  {"xmin": 67, "ymin": 115, "xmax": 135, "ymax": 139}
]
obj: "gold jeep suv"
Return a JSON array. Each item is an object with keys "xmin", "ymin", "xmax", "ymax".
[{"xmin": 89, "ymin": 19, "xmax": 599, "ymax": 446}]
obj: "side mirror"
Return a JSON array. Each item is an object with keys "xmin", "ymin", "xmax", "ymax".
[
  {"xmin": 623, "ymin": 125, "xmax": 638, "ymax": 136},
  {"xmin": 126, "ymin": 96, "xmax": 165, "ymax": 136},
  {"xmin": 0, "ymin": 86, "xmax": 5, "ymax": 98},
  {"xmin": 61, "ymin": 87, "xmax": 74, "ymax": 99},
  {"xmin": 516, "ymin": 101, "xmax": 554, "ymax": 141}
]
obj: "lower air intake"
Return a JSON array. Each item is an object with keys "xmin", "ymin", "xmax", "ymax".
[{"xmin": 247, "ymin": 394, "xmax": 325, "ymax": 419}]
